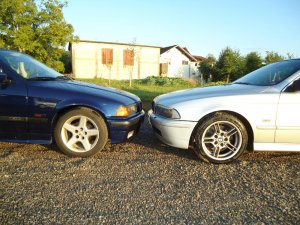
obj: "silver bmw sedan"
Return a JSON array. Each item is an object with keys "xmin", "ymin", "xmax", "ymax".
[{"xmin": 149, "ymin": 59, "xmax": 300, "ymax": 163}]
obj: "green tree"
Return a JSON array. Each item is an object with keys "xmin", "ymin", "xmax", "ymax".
[
  {"xmin": 215, "ymin": 47, "xmax": 244, "ymax": 82},
  {"xmin": 265, "ymin": 51, "xmax": 284, "ymax": 65},
  {"xmin": 244, "ymin": 52, "xmax": 263, "ymax": 74},
  {"xmin": 199, "ymin": 54, "xmax": 217, "ymax": 82},
  {"xmin": 0, "ymin": 0, "xmax": 77, "ymax": 72},
  {"xmin": 60, "ymin": 50, "xmax": 72, "ymax": 74}
]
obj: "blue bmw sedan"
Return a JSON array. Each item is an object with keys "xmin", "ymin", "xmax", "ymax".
[{"xmin": 0, "ymin": 49, "xmax": 144, "ymax": 157}]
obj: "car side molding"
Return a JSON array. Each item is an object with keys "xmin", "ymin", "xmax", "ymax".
[{"xmin": 254, "ymin": 143, "xmax": 300, "ymax": 152}]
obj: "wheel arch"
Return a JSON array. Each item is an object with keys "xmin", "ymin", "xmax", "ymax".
[
  {"xmin": 189, "ymin": 110, "xmax": 254, "ymax": 151},
  {"xmin": 51, "ymin": 105, "xmax": 110, "ymax": 141}
]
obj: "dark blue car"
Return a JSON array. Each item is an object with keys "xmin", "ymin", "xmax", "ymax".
[{"xmin": 0, "ymin": 49, "xmax": 145, "ymax": 157}]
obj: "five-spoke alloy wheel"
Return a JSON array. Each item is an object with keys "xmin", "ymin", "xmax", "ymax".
[
  {"xmin": 194, "ymin": 113, "xmax": 248, "ymax": 163},
  {"xmin": 54, "ymin": 108, "xmax": 108, "ymax": 157}
]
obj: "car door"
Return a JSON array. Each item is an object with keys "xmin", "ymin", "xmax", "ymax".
[
  {"xmin": 0, "ymin": 64, "xmax": 28, "ymax": 140},
  {"xmin": 275, "ymin": 77, "xmax": 300, "ymax": 143}
]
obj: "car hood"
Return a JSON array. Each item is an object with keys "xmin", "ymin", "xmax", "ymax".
[
  {"xmin": 29, "ymin": 79, "xmax": 141, "ymax": 103},
  {"xmin": 68, "ymin": 80, "xmax": 140, "ymax": 102},
  {"xmin": 154, "ymin": 83, "xmax": 278, "ymax": 106}
]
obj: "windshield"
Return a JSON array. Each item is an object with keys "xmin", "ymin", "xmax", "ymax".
[
  {"xmin": 0, "ymin": 51, "xmax": 63, "ymax": 80},
  {"xmin": 234, "ymin": 59, "xmax": 300, "ymax": 86}
]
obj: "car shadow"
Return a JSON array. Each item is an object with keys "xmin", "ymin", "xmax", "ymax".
[{"xmin": 131, "ymin": 115, "xmax": 199, "ymax": 161}]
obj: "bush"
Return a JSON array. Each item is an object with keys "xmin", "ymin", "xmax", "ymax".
[{"xmin": 137, "ymin": 76, "xmax": 196, "ymax": 87}]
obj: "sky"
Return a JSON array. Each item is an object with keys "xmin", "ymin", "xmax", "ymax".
[{"xmin": 63, "ymin": 0, "xmax": 300, "ymax": 58}]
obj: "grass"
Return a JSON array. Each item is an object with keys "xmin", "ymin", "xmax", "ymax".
[{"xmin": 79, "ymin": 77, "xmax": 226, "ymax": 102}]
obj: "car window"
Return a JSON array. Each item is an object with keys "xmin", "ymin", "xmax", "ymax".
[
  {"xmin": 284, "ymin": 77, "xmax": 300, "ymax": 93},
  {"xmin": 234, "ymin": 59, "xmax": 300, "ymax": 86},
  {"xmin": 7, "ymin": 58, "xmax": 30, "ymax": 78},
  {"xmin": 0, "ymin": 51, "xmax": 61, "ymax": 79}
]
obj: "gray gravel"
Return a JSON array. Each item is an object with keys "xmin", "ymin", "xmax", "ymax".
[{"xmin": 0, "ymin": 116, "xmax": 299, "ymax": 224}]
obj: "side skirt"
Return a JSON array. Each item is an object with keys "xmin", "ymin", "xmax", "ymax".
[
  {"xmin": 254, "ymin": 143, "xmax": 300, "ymax": 152},
  {"xmin": 0, "ymin": 139, "xmax": 51, "ymax": 145}
]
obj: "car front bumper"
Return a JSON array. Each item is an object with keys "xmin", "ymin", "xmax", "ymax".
[
  {"xmin": 108, "ymin": 110, "xmax": 145, "ymax": 143},
  {"xmin": 148, "ymin": 110, "xmax": 197, "ymax": 149}
]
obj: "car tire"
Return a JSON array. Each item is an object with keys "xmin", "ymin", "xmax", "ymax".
[
  {"xmin": 54, "ymin": 107, "xmax": 108, "ymax": 157},
  {"xmin": 193, "ymin": 113, "xmax": 248, "ymax": 164}
]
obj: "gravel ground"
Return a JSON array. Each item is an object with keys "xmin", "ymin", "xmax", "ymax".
[{"xmin": 0, "ymin": 115, "xmax": 299, "ymax": 224}]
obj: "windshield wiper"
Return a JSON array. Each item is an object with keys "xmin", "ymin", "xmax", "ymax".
[
  {"xmin": 28, "ymin": 76, "xmax": 56, "ymax": 81},
  {"xmin": 55, "ymin": 75, "xmax": 71, "ymax": 80},
  {"xmin": 28, "ymin": 75, "xmax": 70, "ymax": 81}
]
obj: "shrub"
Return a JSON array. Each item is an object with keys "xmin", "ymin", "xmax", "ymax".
[{"xmin": 138, "ymin": 76, "xmax": 197, "ymax": 87}]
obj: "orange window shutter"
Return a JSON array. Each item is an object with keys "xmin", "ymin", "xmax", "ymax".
[
  {"xmin": 102, "ymin": 48, "xmax": 113, "ymax": 64},
  {"xmin": 123, "ymin": 50, "xmax": 128, "ymax": 66},
  {"xmin": 123, "ymin": 49, "xmax": 134, "ymax": 66},
  {"xmin": 109, "ymin": 49, "xmax": 113, "ymax": 64},
  {"xmin": 102, "ymin": 49, "xmax": 106, "ymax": 64},
  {"xmin": 130, "ymin": 50, "xmax": 134, "ymax": 65}
]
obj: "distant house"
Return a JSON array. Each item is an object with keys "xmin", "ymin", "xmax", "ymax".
[
  {"xmin": 160, "ymin": 45, "xmax": 204, "ymax": 80},
  {"xmin": 69, "ymin": 40, "xmax": 161, "ymax": 79}
]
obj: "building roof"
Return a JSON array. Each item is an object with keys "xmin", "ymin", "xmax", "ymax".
[
  {"xmin": 69, "ymin": 40, "xmax": 205, "ymax": 61},
  {"xmin": 160, "ymin": 45, "xmax": 200, "ymax": 62},
  {"xmin": 160, "ymin": 45, "xmax": 177, "ymax": 54},
  {"xmin": 69, "ymin": 40, "xmax": 161, "ymax": 49},
  {"xmin": 193, "ymin": 55, "xmax": 206, "ymax": 61}
]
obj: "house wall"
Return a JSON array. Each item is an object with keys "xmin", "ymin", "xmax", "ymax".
[
  {"xmin": 160, "ymin": 47, "xmax": 200, "ymax": 79},
  {"xmin": 71, "ymin": 42, "xmax": 160, "ymax": 79}
]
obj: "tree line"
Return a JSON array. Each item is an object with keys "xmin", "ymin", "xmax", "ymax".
[
  {"xmin": 0, "ymin": 0, "xmax": 76, "ymax": 72},
  {"xmin": 199, "ymin": 47, "xmax": 295, "ymax": 83},
  {"xmin": 0, "ymin": 0, "xmax": 296, "ymax": 79}
]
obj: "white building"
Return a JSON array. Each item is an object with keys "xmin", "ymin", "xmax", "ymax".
[
  {"xmin": 160, "ymin": 45, "xmax": 203, "ymax": 80},
  {"xmin": 69, "ymin": 41, "xmax": 205, "ymax": 81},
  {"xmin": 69, "ymin": 40, "xmax": 161, "ymax": 79}
]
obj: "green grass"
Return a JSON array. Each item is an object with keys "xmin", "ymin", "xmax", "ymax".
[{"xmin": 79, "ymin": 77, "xmax": 226, "ymax": 102}]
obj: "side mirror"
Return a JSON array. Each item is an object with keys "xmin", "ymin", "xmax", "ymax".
[
  {"xmin": 285, "ymin": 79, "xmax": 300, "ymax": 92},
  {"xmin": 0, "ymin": 72, "xmax": 11, "ymax": 86}
]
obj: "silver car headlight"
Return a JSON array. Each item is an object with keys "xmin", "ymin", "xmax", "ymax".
[{"xmin": 154, "ymin": 104, "xmax": 180, "ymax": 119}]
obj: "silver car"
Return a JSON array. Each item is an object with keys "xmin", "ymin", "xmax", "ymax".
[{"xmin": 149, "ymin": 59, "xmax": 300, "ymax": 163}]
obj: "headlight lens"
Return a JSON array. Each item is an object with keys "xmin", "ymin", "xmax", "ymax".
[
  {"xmin": 154, "ymin": 104, "xmax": 180, "ymax": 119},
  {"xmin": 116, "ymin": 104, "xmax": 137, "ymax": 117}
]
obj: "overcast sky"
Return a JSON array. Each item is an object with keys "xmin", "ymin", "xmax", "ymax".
[{"xmin": 63, "ymin": 0, "xmax": 300, "ymax": 58}]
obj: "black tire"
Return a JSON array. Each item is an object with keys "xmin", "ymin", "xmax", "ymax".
[
  {"xmin": 193, "ymin": 113, "xmax": 248, "ymax": 164},
  {"xmin": 54, "ymin": 107, "xmax": 108, "ymax": 157}
]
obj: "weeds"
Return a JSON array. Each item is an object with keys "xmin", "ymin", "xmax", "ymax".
[{"xmin": 79, "ymin": 77, "xmax": 226, "ymax": 102}]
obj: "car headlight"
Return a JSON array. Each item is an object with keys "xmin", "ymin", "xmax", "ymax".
[
  {"xmin": 116, "ymin": 104, "xmax": 137, "ymax": 117},
  {"xmin": 154, "ymin": 104, "xmax": 180, "ymax": 119}
]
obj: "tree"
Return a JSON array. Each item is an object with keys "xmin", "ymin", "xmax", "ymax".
[
  {"xmin": 265, "ymin": 51, "xmax": 284, "ymax": 65},
  {"xmin": 126, "ymin": 38, "xmax": 139, "ymax": 87},
  {"xmin": 215, "ymin": 47, "xmax": 244, "ymax": 82},
  {"xmin": 199, "ymin": 54, "xmax": 216, "ymax": 82},
  {"xmin": 0, "ymin": 0, "xmax": 77, "ymax": 72},
  {"xmin": 244, "ymin": 52, "xmax": 263, "ymax": 74},
  {"xmin": 60, "ymin": 50, "xmax": 72, "ymax": 74}
]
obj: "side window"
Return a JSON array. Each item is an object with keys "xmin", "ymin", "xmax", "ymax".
[
  {"xmin": 6, "ymin": 57, "xmax": 30, "ymax": 78},
  {"xmin": 285, "ymin": 77, "xmax": 300, "ymax": 92},
  {"xmin": 6, "ymin": 57, "xmax": 45, "ymax": 79}
]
